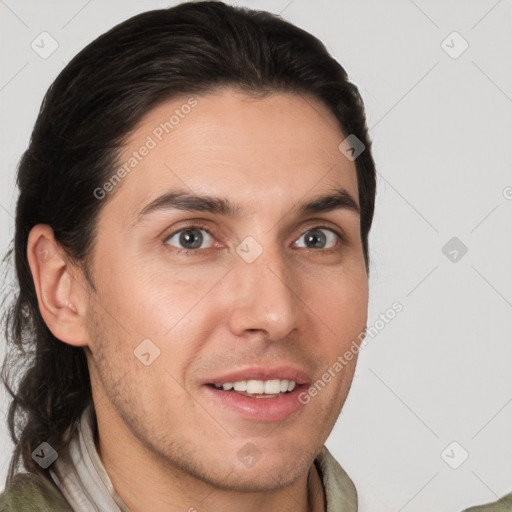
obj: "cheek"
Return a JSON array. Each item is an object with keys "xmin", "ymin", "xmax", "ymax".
[
  {"xmin": 139, "ymin": 271, "xmax": 220, "ymax": 332},
  {"xmin": 312, "ymin": 266, "xmax": 368, "ymax": 333},
  {"xmin": 92, "ymin": 243, "xmax": 199, "ymax": 336}
]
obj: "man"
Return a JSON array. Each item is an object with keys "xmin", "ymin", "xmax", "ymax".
[
  {"xmin": 0, "ymin": 2, "xmax": 374, "ymax": 510},
  {"xmin": 0, "ymin": 2, "xmax": 508, "ymax": 512}
]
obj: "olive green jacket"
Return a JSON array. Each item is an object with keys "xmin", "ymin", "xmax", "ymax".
[
  {"xmin": 0, "ymin": 445, "xmax": 357, "ymax": 511},
  {"xmin": 0, "ymin": 471, "xmax": 72, "ymax": 511},
  {"xmin": 463, "ymin": 494, "xmax": 512, "ymax": 512},
  {"xmin": 0, "ymin": 458, "xmax": 510, "ymax": 511}
]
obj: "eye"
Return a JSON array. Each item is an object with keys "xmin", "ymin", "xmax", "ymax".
[
  {"xmin": 165, "ymin": 227, "xmax": 215, "ymax": 251},
  {"xmin": 294, "ymin": 227, "xmax": 340, "ymax": 250}
]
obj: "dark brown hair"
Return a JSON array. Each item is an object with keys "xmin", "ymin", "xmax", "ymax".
[{"xmin": 0, "ymin": 0, "xmax": 376, "ymax": 486}]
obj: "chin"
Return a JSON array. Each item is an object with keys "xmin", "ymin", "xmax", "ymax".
[{"xmin": 215, "ymin": 462, "xmax": 306, "ymax": 492}]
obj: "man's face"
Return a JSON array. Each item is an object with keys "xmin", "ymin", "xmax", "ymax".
[{"xmin": 84, "ymin": 87, "xmax": 368, "ymax": 490}]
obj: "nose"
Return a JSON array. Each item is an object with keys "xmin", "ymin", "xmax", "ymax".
[{"xmin": 227, "ymin": 243, "xmax": 301, "ymax": 341}]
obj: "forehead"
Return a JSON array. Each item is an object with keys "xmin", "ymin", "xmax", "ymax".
[{"xmin": 102, "ymin": 88, "xmax": 358, "ymax": 222}]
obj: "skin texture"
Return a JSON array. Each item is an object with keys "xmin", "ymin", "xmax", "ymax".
[{"xmin": 27, "ymin": 87, "xmax": 369, "ymax": 512}]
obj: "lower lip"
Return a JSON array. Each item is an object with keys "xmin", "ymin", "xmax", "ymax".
[{"xmin": 202, "ymin": 384, "xmax": 308, "ymax": 422}]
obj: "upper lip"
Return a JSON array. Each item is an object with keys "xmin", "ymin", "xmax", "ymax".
[{"xmin": 203, "ymin": 366, "xmax": 311, "ymax": 386}]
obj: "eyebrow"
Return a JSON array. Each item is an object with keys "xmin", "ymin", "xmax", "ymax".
[{"xmin": 133, "ymin": 186, "xmax": 360, "ymax": 226}]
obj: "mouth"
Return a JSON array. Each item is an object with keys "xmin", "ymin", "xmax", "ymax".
[
  {"xmin": 202, "ymin": 378, "xmax": 310, "ymax": 422},
  {"xmin": 206, "ymin": 378, "xmax": 300, "ymax": 398}
]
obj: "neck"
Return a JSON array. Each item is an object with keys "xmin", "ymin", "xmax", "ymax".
[
  {"xmin": 94, "ymin": 408, "xmax": 326, "ymax": 512},
  {"xmin": 308, "ymin": 460, "xmax": 327, "ymax": 512}
]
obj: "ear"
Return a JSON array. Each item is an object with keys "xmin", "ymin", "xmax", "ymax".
[{"xmin": 26, "ymin": 224, "xmax": 90, "ymax": 347}]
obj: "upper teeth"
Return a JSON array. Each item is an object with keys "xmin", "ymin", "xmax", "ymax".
[{"xmin": 215, "ymin": 379, "xmax": 296, "ymax": 394}]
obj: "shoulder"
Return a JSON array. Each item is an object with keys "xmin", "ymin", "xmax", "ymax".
[
  {"xmin": 0, "ymin": 471, "xmax": 73, "ymax": 512},
  {"xmin": 462, "ymin": 492, "xmax": 512, "ymax": 512}
]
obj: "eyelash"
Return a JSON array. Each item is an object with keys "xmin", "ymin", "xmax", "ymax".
[{"xmin": 163, "ymin": 222, "xmax": 346, "ymax": 257}]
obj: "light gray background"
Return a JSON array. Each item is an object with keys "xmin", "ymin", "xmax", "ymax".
[{"xmin": 1, "ymin": 1, "xmax": 511, "ymax": 511}]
